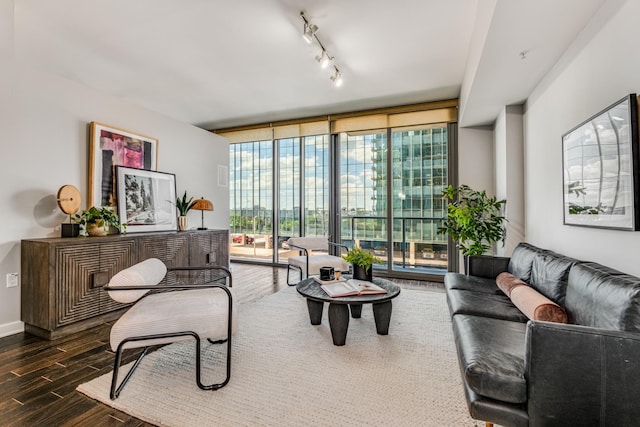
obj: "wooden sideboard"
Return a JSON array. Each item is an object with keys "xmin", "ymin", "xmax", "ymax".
[{"xmin": 21, "ymin": 229, "xmax": 229, "ymax": 339}]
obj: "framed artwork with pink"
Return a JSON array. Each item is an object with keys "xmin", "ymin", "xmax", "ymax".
[{"xmin": 88, "ymin": 122, "xmax": 158, "ymax": 208}]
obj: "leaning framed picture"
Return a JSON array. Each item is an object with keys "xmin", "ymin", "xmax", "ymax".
[
  {"xmin": 115, "ymin": 166, "xmax": 177, "ymax": 233},
  {"xmin": 562, "ymin": 94, "xmax": 640, "ymax": 230},
  {"xmin": 89, "ymin": 122, "xmax": 158, "ymax": 209}
]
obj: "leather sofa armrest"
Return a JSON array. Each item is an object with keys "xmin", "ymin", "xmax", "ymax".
[
  {"xmin": 467, "ymin": 255, "xmax": 510, "ymax": 279},
  {"xmin": 525, "ymin": 321, "xmax": 640, "ymax": 425}
]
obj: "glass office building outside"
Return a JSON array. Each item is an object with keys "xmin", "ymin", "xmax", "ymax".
[{"xmin": 390, "ymin": 127, "xmax": 448, "ymax": 270}]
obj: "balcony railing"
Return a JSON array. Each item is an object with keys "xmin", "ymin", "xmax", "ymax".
[
  {"xmin": 341, "ymin": 215, "xmax": 447, "ymax": 271},
  {"xmin": 230, "ymin": 213, "xmax": 449, "ymax": 274}
]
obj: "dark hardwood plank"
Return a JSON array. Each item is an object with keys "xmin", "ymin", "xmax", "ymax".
[{"xmin": 0, "ymin": 263, "xmax": 441, "ymax": 426}]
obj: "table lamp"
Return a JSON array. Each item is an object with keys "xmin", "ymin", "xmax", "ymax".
[{"xmin": 192, "ymin": 197, "xmax": 214, "ymax": 230}]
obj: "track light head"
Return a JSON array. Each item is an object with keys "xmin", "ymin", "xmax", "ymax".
[
  {"xmin": 330, "ymin": 67, "xmax": 343, "ymax": 87},
  {"xmin": 302, "ymin": 22, "xmax": 318, "ymax": 43},
  {"xmin": 315, "ymin": 51, "xmax": 332, "ymax": 69}
]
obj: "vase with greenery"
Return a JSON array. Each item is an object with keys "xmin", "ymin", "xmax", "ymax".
[
  {"xmin": 438, "ymin": 184, "xmax": 506, "ymax": 268},
  {"xmin": 342, "ymin": 246, "xmax": 382, "ymax": 281},
  {"xmin": 73, "ymin": 206, "xmax": 126, "ymax": 237},
  {"xmin": 175, "ymin": 191, "xmax": 196, "ymax": 231}
]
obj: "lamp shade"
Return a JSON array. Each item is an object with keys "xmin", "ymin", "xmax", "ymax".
[
  {"xmin": 192, "ymin": 198, "xmax": 214, "ymax": 211},
  {"xmin": 192, "ymin": 197, "xmax": 213, "ymax": 230}
]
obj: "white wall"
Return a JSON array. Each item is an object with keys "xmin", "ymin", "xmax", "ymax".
[
  {"xmin": 458, "ymin": 126, "xmax": 494, "ymax": 193},
  {"xmin": 524, "ymin": 0, "xmax": 640, "ymax": 275},
  {"xmin": 0, "ymin": 8, "xmax": 229, "ymax": 337},
  {"xmin": 457, "ymin": 126, "xmax": 494, "ymax": 268},
  {"xmin": 495, "ymin": 105, "xmax": 525, "ymax": 256}
]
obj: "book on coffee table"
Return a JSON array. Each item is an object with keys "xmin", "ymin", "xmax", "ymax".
[{"xmin": 321, "ymin": 279, "xmax": 387, "ymax": 297}]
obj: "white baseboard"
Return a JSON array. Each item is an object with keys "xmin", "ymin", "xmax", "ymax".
[{"xmin": 0, "ymin": 321, "xmax": 24, "ymax": 338}]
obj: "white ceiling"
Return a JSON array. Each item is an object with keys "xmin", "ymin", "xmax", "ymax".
[{"xmin": 13, "ymin": 0, "xmax": 605, "ymax": 130}]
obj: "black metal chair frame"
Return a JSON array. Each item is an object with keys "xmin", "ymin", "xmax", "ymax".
[
  {"xmin": 104, "ymin": 265, "xmax": 233, "ymax": 400},
  {"xmin": 286, "ymin": 240, "xmax": 349, "ymax": 285}
]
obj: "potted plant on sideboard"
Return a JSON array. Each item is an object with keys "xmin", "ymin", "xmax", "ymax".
[
  {"xmin": 438, "ymin": 184, "xmax": 507, "ymax": 273},
  {"xmin": 343, "ymin": 246, "xmax": 382, "ymax": 282},
  {"xmin": 73, "ymin": 206, "xmax": 126, "ymax": 237},
  {"xmin": 175, "ymin": 191, "xmax": 196, "ymax": 231}
]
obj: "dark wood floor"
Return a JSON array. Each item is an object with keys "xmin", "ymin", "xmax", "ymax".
[{"xmin": 0, "ymin": 263, "xmax": 442, "ymax": 427}]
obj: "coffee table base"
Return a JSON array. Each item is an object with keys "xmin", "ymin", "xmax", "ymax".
[
  {"xmin": 306, "ymin": 300, "xmax": 323, "ymax": 325},
  {"xmin": 305, "ymin": 300, "xmax": 393, "ymax": 346},
  {"xmin": 328, "ymin": 304, "xmax": 349, "ymax": 346},
  {"xmin": 297, "ymin": 277, "xmax": 400, "ymax": 346}
]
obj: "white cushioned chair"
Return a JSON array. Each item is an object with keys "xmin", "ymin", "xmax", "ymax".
[
  {"xmin": 286, "ymin": 236, "xmax": 349, "ymax": 285},
  {"xmin": 105, "ymin": 258, "xmax": 236, "ymax": 399}
]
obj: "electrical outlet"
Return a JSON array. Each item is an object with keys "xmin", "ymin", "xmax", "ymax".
[{"xmin": 6, "ymin": 273, "xmax": 19, "ymax": 288}]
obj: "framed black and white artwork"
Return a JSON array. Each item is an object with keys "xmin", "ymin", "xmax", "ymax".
[
  {"xmin": 115, "ymin": 166, "xmax": 177, "ymax": 233},
  {"xmin": 562, "ymin": 94, "xmax": 640, "ymax": 230}
]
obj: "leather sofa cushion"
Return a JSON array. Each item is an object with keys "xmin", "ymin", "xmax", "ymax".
[
  {"xmin": 467, "ymin": 255, "xmax": 511, "ymax": 279},
  {"xmin": 447, "ymin": 288, "xmax": 528, "ymax": 323},
  {"xmin": 445, "ymin": 272, "xmax": 503, "ymax": 295},
  {"xmin": 452, "ymin": 315, "xmax": 527, "ymax": 404},
  {"xmin": 508, "ymin": 243, "xmax": 543, "ymax": 283},
  {"xmin": 496, "ymin": 272, "xmax": 527, "ymax": 296},
  {"xmin": 462, "ymin": 383, "xmax": 529, "ymax": 427},
  {"xmin": 529, "ymin": 251, "xmax": 577, "ymax": 306},
  {"xmin": 566, "ymin": 262, "xmax": 640, "ymax": 332},
  {"xmin": 509, "ymin": 285, "xmax": 567, "ymax": 323}
]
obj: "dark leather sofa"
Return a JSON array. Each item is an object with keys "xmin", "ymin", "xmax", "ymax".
[{"xmin": 444, "ymin": 242, "xmax": 640, "ymax": 426}]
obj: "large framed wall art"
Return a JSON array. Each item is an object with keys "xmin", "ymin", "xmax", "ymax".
[
  {"xmin": 562, "ymin": 94, "xmax": 640, "ymax": 230},
  {"xmin": 115, "ymin": 166, "xmax": 177, "ymax": 233},
  {"xmin": 89, "ymin": 122, "xmax": 158, "ymax": 208}
]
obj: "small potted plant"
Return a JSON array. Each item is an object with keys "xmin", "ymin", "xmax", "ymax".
[
  {"xmin": 342, "ymin": 246, "xmax": 382, "ymax": 281},
  {"xmin": 175, "ymin": 191, "xmax": 196, "ymax": 231},
  {"xmin": 73, "ymin": 206, "xmax": 126, "ymax": 237}
]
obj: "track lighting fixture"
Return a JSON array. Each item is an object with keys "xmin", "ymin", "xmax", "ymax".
[
  {"xmin": 330, "ymin": 66, "xmax": 343, "ymax": 87},
  {"xmin": 300, "ymin": 11, "xmax": 343, "ymax": 87}
]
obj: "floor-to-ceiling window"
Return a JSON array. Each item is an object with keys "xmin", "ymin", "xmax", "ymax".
[
  {"xmin": 278, "ymin": 137, "xmax": 300, "ymax": 247},
  {"xmin": 339, "ymin": 131, "xmax": 388, "ymax": 273},
  {"xmin": 389, "ymin": 125, "xmax": 448, "ymax": 274},
  {"xmin": 222, "ymin": 101, "xmax": 458, "ymax": 278},
  {"xmin": 229, "ymin": 140, "xmax": 273, "ymax": 261},
  {"xmin": 230, "ymin": 135, "xmax": 330, "ymax": 263},
  {"xmin": 303, "ymin": 135, "xmax": 330, "ymax": 236},
  {"xmin": 336, "ymin": 126, "xmax": 448, "ymax": 275}
]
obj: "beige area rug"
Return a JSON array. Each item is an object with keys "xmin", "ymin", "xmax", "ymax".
[{"xmin": 77, "ymin": 286, "xmax": 476, "ymax": 426}]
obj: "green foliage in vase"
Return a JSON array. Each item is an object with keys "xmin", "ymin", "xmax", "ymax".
[
  {"xmin": 175, "ymin": 191, "xmax": 197, "ymax": 216},
  {"xmin": 342, "ymin": 246, "xmax": 382, "ymax": 272},
  {"xmin": 438, "ymin": 184, "xmax": 506, "ymax": 256},
  {"xmin": 72, "ymin": 206, "xmax": 126, "ymax": 234}
]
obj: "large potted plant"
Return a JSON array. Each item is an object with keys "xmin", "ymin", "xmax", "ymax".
[
  {"xmin": 175, "ymin": 191, "xmax": 196, "ymax": 231},
  {"xmin": 438, "ymin": 184, "xmax": 506, "ymax": 272},
  {"xmin": 73, "ymin": 206, "xmax": 126, "ymax": 237},
  {"xmin": 343, "ymin": 246, "xmax": 382, "ymax": 281}
]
